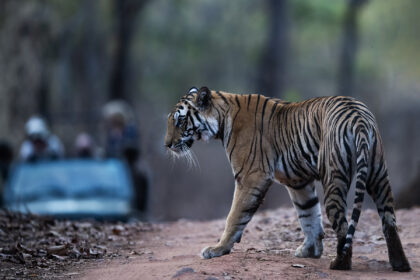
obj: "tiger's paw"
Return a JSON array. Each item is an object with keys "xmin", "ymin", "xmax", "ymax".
[
  {"xmin": 391, "ymin": 258, "xmax": 411, "ymax": 272},
  {"xmin": 200, "ymin": 245, "xmax": 231, "ymax": 259},
  {"xmin": 295, "ymin": 237, "xmax": 323, "ymax": 258},
  {"xmin": 330, "ymin": 255, "xmax": 352, "ymax": 270},
  {"xmin": 330, "ymin": 249, "xmax": 352, "ymax": 270}
]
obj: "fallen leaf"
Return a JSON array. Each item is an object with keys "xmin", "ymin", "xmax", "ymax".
[
  {"xmin": 112, "ymin": 225, "xmax": 125, "ymax": 235},
  {"xmin": 47, "ymin": 244, "xmax": 68, "ymax": 256}
]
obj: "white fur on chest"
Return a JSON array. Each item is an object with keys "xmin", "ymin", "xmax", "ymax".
[{"xmin": 201, "ymin": 116, "xmax": 219, "ymax": 141}]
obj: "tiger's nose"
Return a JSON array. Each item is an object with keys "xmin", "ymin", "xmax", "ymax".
[{"xmin": 165, "ymin": 140, "xmax": 172, "ymax": 148}]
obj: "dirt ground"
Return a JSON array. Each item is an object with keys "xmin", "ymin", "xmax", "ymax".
[
  {"xmin": 1, "ymin": 207, "xmax": 419, "ymax": 279},
  {"xmin": 74, "ymin": 207, "xmax": 420, "ymax": 280}
]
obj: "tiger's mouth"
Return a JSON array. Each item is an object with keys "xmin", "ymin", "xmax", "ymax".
[{"xmin": 170, "ymin": 139, "xmax": 194, "ymax": 154}]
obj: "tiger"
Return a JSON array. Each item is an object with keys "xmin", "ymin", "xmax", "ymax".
[{"xmin": 164, "ymin": 86, "xmax": 411, "ymax": 271}]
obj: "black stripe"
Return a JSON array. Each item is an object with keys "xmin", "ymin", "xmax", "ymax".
[
  {"xmin": 194, "ymin": 111, "xmax": 202, "ymax": 123},
  {"xmin": 355, "ymin": 181, "xmax": 365, "ymax": 190},
  {"xmin": 236, "ymin": 221, "xmax": 248, "ymax": 226},
  {"xmin": 347, "ymin": 225, "xmax": 355, "ymax": 236},
  {"xmin": 259, "ymin": 98, "xmax": 269, "ymax": 172},
  {"xmin": 268, "ymin": 102, "xmax": 278, "ymax": 128},
  {"xmin": 351, "ymin": 208, "xmax": 361, "ymax": 222},
  {"xmin": 234, "ymin": 166, "xmax": 243, "ymax": 180},
  {"xmin": 332, "ymin": 220, "xmax": 338, "ymax": 230},
  {"xmin": 354, "ymin": 192, "xmax": 364, "ymax": 204},
  {"xmin": 264, "ymin": 153, "xmax": 272, "ymax": 172},
  {"xmin": 373, "ymin": 171, "xmax": 388, "ymax": 194},
  {"xmin": 216, "ymin": 91, "xmax": 229, "ymax": 104},
  {"xmin": 229, "ymin": 140, "xmax": 236, "ymax": 162},
  {"xmin": 298, "ymin": 213, "xmax": 312, "ymax": 219},
  {"xmin": 254, "ymin": 94, "xmax": 261, "ymax": 120},
  {"xmin": 294, "ymin": 197, "xmax": 319, "ymax": 210},
  {"xmin": 343, "ymin": 134, "xmax": 353, "ymax": 177},
  {"xmin": 226, "ymin": 106, "xmax": 241, "ymax": 148},
  {"xmin": 261, "ymin": 98, "xmax": 269, "ymax": 134},
  {"xmin": 380, "ymin": 186, "xmax": 392, "ymax": 205},
  {"xmin": 248, "ymin": 133, "xmax": 259, "ymax": 172},
  {"xmin": 280, "ymin": 155, "xmax": 291, "ymax": 179},
  {"xmin": 235, "ymin": 95, "xmax": 241, "ymax": 108},
  {"xmin": 243, "ymin": 205, "xmax": 260, "ymax": 214}
]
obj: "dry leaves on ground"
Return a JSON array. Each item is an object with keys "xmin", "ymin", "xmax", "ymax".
[{"xmin": 0, "ymin": 210, "xmax": 156, "ymax": 279}]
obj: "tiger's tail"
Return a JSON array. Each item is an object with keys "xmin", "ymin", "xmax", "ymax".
[{"xmin": 342, "ymin": 121, "xmax": 370, "ymax": 255}]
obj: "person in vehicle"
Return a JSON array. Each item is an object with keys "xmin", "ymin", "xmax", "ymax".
[
  {"xmin": 19, "ymin": 116, "xmax": 64, "ymax": 162},
  {"xmin": 74, "ymin": 132, "xmax": 96, "ymax": 158},
  {"xmin": 102, "ymin": 100, "xmax": 139, "ymax": 158},
  {"xmin": 102, "ymin": 100, "xmax": 148, "ymax": 214}
]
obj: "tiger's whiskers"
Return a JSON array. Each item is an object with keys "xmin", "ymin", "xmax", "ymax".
[{"xmin": 167, "ymin": 145, "xmax": 200, "ymax": 171}]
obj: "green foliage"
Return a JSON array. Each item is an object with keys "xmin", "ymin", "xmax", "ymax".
[
  {"xmin": 47, "ymin": 0, "xmax": 84, "ymax": 20},
  {"xmin": 292, "ymin": 0, "xmax": 345, "ymax": 25},
  {"xmin": 360, "ymin": 0, "xmax": 420, "ymax": 81},
  {"xmin": 135, "ymin": 0, "xmax": 267, "ymax": 106}
]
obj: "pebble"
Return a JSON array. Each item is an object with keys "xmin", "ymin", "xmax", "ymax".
[{"xmin": 172, "ymin": 267, "xmax": 195, "ymax": 278}]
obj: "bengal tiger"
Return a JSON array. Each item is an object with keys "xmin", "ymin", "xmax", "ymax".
[{"xmin": 164, "ymin": 86, "xmax": 411, "ymax": 271}]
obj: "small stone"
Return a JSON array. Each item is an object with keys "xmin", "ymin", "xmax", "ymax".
[
  {"xmin": 172, "ymin": 267, "xmax": 195, "ymax": 278},
  {"xmin": 112, "ymin": 225, "xmax": 125, "ymax": 235},
  {"xmin": 317, "ymin": 271, "xmax": 328, "ymax": 278}
]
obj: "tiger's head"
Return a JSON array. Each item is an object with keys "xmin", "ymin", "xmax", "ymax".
[{"xmin": 164, "ymin": 86, "xmax": 218, "ymax": 156}]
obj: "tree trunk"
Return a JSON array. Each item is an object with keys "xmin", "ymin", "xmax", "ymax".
[
  {"xmin": 337, "ymin": 0, "xmax": 368, "ymax": 97},
  {"xmin": 109, "ymin": 0, "xmax": 147, "ymax": 101},
  {"xmin": 37, "ymin": 70, "xmax": 50, "ymax": 121},
  {"xmin": 257, "ymin": 0, "xmax": 289, "ymax": 98}
]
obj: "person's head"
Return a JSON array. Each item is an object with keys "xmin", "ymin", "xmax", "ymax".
[
  {"xmin": 75, "ymin": 133, "xmax": 94, "ymax": 158},
  {"xmin": 25, "ymin": 116, "xmax": 49, "ymax": 151},
  {"xmin": 103, "ymin": 100, "xmax": 134, "ymax": 131}
]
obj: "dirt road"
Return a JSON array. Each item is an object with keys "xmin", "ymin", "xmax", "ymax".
[{"xmin": 78, "ymin": 208, "xmax": 420, "ymax": 280}]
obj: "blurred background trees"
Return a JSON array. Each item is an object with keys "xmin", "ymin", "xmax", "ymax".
[
  {"xmin": 257, "ymin": 0, "xmax": 289, "ymax": 98},
  {"xmin": 0, "ymin": 0, "xmax": 419, "ymax": 220}
]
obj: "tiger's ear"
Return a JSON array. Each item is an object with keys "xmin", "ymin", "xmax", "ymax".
[
  {"xmin": 196, "ymin": 86, "xmax": 211, "ymax": 110},
  {"xmin": 188, "ymin": 87, "xmax": 198, "ymax": 95}
]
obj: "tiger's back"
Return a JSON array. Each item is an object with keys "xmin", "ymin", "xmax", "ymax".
[{"xmin": 228, "ymin": 94, "xmax": 372, "ymax": 184}]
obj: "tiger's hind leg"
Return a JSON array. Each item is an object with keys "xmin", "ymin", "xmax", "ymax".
[
  {"xmin": 323, "ymin": 178, "xmax": 352, "ymax": 270},
  {"xmin": 288, "ymin": 182, "xmax": 324, "ymax": 258},
  {"xmin": 368, "ymin": 164, "xmax": 411, "ymax": 272}
]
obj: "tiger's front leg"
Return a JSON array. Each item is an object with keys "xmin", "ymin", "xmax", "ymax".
[{"xmin": 201, "ymin": 174, "xmax": 272, "ymax": 259}]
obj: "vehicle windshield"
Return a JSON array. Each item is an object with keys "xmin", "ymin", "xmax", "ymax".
[{"xmin": 5, "ymin": 159, "xmax": 133, "ymax": 202}]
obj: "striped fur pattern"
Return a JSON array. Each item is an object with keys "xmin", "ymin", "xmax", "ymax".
[{"xmin": 164, "ymin": 87, "xmax": 411, "ymax": 271}]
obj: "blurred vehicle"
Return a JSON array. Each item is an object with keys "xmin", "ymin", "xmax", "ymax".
[{"xmin": 3, "ymin": 159, "xmax": 135, "ymax": 220}]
